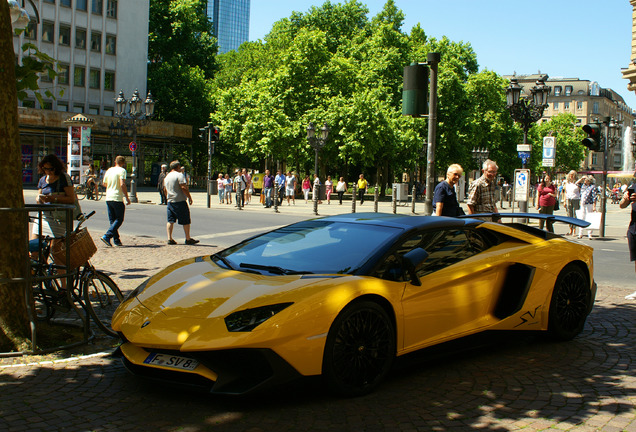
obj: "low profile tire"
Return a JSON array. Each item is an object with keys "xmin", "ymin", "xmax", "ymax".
[
  {"xmin": 322, "ymin": 300, "xmax": 395, "ymax": 396},
  {"xmin": 548, "ymin": 264, "xmax": 591, "ymax": 341}
]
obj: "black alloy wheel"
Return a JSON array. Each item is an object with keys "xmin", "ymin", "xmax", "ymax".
[
  {"xmin": 322, "ymin": 300, "xmax": 396, "ymax": 396},
  {"xmin": 548, "ymin": 264, "xmax": 591, "ymax": 341}
]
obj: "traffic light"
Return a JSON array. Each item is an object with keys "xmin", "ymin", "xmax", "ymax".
[
  {"xmin": 402, "ymin": 63, "xmax": 428, "ymax": 117},
  {"xmin": 581, "ymin": 123, "xmax": 603, "ymax": 152},
  {"xmin": 211, "ymin": 126, "xmax": 220, "ymax": 141},
  {"xmin": 198, "ymin": 126, "xmax": 208, "ymax": 143}
]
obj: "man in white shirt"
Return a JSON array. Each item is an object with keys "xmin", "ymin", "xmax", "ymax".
[
  {"xmin": 101, "ymin": 156, "xmax": 130, "ymax": 247},
  {"xmin": 164, "ymin": 160, "xmax": 198, "ymax": 245}
]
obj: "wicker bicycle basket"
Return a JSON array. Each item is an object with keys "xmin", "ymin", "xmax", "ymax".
[{"xmin": 51, "ymin": 228, "xmax": 97, "ymax": 269}]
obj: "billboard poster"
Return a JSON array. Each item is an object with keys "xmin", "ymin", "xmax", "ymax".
[{"xmin": 67, "ymin": 126, "xmax": 92, "ymax": 184}]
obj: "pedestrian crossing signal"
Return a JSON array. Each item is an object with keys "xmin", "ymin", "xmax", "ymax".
[{"xmin": 581, "ymin": 123, "xmax": 602, "ymax": 152}]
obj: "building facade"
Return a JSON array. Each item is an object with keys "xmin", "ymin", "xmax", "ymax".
[
  {"xmin": 507, "ymin": 74, "xmax": 635, "ymax": 173},
  {"xmin": 206, "ymin": 0, "xmax": 250, "ymax": 53},
  {"xmin": 13, "ymin": 0, "xmax": 191, "ymax": 185}
]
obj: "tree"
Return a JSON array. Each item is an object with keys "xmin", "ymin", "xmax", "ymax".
[{"xmin": 0, "ymin": 1, "xmax": 31, "ymax": 352}]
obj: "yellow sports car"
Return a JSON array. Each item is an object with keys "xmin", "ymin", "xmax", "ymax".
[{"xmin": 112, "ymin": 212, "xmax": 595, "ymax": 396}]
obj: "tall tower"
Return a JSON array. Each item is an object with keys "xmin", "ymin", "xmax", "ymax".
[{"xmin": 206, "ymin": 0, "xmax": 250, "ymax": 53}]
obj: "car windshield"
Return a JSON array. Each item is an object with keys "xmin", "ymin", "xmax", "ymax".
[{"xmin": 216, "ymin": 220, "xmax": 402, "ymax": 275}]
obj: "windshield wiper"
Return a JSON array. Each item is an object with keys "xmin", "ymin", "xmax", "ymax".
[
  {"xmin": 239, "ymin": 263, "xmax": 312, "ymax": 275},
  {"xmin": 212, "ymin": 253, "xmax": 234, "ymax": 270}
]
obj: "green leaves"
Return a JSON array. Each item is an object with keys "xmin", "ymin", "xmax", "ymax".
[{"xmin": 14, "ymin": 41, "xmax": 61, "ymax": 103}]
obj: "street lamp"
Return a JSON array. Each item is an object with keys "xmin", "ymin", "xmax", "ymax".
[
  {"xmin": 112, "ymin": 89, "xmax": 156, "ymax": 203},
  {"xmin": 306, "ymin": 122, "xmax": 330, "ymax": 177},
  {"xmin": 8, "ymin": 0, "xmax": 39, "ymax": 28},
  {"xmin": 506, "ymin": 78, "xmax": 551, "ymax": 213},
  {"xmin": 471, "ymin": 147, "xmax": 489, "ymax": 180}
]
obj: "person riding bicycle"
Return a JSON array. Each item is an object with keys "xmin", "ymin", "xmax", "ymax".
[{"xmin": 84, "ymin": 165, "xmax": 99, "ymax": 199}]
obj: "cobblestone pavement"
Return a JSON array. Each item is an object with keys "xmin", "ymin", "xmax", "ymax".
[{"xmin": 2, "ymin": 189, "xmax": 634, "ymax": 431}]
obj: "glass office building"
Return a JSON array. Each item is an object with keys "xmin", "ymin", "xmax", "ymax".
[{"xmin": 206, "ymin": 0, "xmax": 250, "ymax": 53}]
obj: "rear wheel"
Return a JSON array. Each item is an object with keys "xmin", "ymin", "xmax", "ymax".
[
  {"xmin": 83, "ymin": 270, "xmax": 123, "ymax": 337},
  {"xmin": 548, "ymin": 264, "xmax": 591, "ymax": 341},
  {"xmin": 322, "ymin": 300, "xmax": 395, "ymax": 396}
]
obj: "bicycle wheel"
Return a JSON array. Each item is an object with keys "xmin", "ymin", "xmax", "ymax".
[
  {"xmin": 76, "ymin": 184, "xmax": 87, "ymax": 200},
  {"xmin": 83, "ymin": 270, "xmax": 123, "ymax": 337}
]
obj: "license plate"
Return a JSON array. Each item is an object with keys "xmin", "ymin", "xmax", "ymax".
[{"xmin": 143, "ymin": 353, "xmax": 199, "ymax": 371}]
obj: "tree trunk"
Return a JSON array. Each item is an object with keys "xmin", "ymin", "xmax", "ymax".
[{"xmin": 0, "ymin": 2, "xmax": 31, "ymax": 352}]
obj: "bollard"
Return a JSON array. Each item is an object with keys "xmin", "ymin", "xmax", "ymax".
[
  {"xmin": 392, "ymin": 185, "xmax": 397, "ymax": 214},
  {"xmin": 273, "ymin": 184, "xmax": 279, "ymax": 213},
  {"xmin": 351, "ymin": 185, "xmax": 357, "ymax": 213},
  {"xmin": 374, "ymin": 184, "xmax": 379, "ymax": 212},
  {"xmin": 313, "ymin": 184, "xmax": 319, "ymax": 216},
  {"xmin": 411, "ymin": 185, "xmax": 416, "ymax": 214}
]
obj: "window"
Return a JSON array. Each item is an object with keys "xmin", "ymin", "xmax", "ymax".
[
  {"xmin": 59, "ymin": 25, "xmax": 71, "ymax": 46},
  {"xmin": 58, "ymin": 64, "xmax": 69, "ymax": 84},
  {"xmin": 553, "ymin": 102, "xmax": 559, "ymax": 110},
  {"xmin": 104, "ymin": 71, "xmax": 115, "ymax": 91},
  {"xmin": 61, "ymin": 0, "xmax": 71, "ymax": 7},
  {"xmin": 44, "ymin": 0, "xmax": 56, "ymax": 3},
  {"xmin": 25, "ymin": 20, "xmax": 37, "ymax": 40},
  {"xmin": 105, "ymin": 35, "xmax": 116, "ymax": 55},
  {"xmin": 103, "ymin": 106, "xmax": 114, "ymax": 116},
  {"xmin": 75, "ymin": 28, "xmax": 86, "ymax": 49},
  {"xmin": 577, "ymin": 101, "xmax": 583, "ymax": 110},
  {"xmin": 554, "ymin": 86, "xmax": 562, "ymax": 96},
  {"xmin": 76, "ymin": 0, "xmax": 87, "ymax": 11},
  {"xmin": 22, "ymin": 100, "xmax": 36, "ymax": 108},
  {"xmin": 89, "ymin": 105, "xmax": 100, "ymax": 115},
  {"xmin": 592, "ymin": 153, "xmax": 598, "ymax": 164},
  {"xmin": 89, "ymin": 69, "xmax": 100, "ymax": 89},
  {"xmin": 565, "ymin": 86, "xmax": 573, "ymax": 96},
  {"xmin": 106, "ymin": 0, "xmax": 117, "ymax": 18},
  {"xmin": 92, "ymin": 0, "xmax": 102, "ymax": 15},
  {"xmin": 41, "ymin": 101, "xmax": 53, "ymax": 110},
  {"xmin": 614, "ymin": 154, "xmax": 622, "ymax": 167},
  {"xmin": 74, "ymin": 66, "xmax": 85, "ymax": 87},
  {"xmin": 91, "ymin": 31, "xmax": 101, "ymax": 52},
  {"xmin": 73, "ymin": 104, "xmax": 85, "ymax": 113},
  {"xmin": 42, "ymin": 21, "xmax": 55, "ymax": 43},
  {"xmin": 564, "ymin": 102, "xmax": 570, "ymax": 110},
  {"xmin": 57, "ymin": 101, "xmax": 69, "ymax": 112},
  {"xmin": 40, "ymin": 71, "xmax": 52, "ymax": 83},
  {"xmin": 593, "ymin": 102, "xmax": 600, "ymax": 114}
]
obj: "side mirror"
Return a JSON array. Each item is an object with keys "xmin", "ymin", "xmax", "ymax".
[{"xmin": 402, "ymin": 248, "xmax": 428, "ymax": 286}]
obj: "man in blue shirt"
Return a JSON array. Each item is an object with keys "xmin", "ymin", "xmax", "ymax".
[
  {"xmin": 275, "ymin": 170, "xmax": 286, "ymax": 206},
  {"xmin": 433, "ymin": 164, "xmax": 464, "ymax": 217}
]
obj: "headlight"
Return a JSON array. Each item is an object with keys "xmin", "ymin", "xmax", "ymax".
[{"xmin": 224, "ymin": 302, "xmax": 293, "ymax": 332}]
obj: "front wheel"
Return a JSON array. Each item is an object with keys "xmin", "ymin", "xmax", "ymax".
[
  {"xmin": 548, "ymin": 264, "xmax": 591, "ymax": 341},
  {"xmin": 322, "ymin": 300, "xmax": 395, "ymax": 396},
  {"xmin": 75, "ymin": 184, "xmax": 86, "ymax": 200},
  {"xmin": 83, "ymin": 270, "xmax": 123, "ymax": 337}
]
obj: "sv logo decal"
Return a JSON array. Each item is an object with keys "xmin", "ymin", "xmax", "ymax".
[{"xmin": 514, "ymin": 306, "xmax": 541, "ymax": 328}]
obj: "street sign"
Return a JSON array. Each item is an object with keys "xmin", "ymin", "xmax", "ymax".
[
  {"xmin": 514, "ymin": 169, "xmax": 530, "ymax": 202},
  {"xmin": 516, "ymin": 144, "xmax": 532, "ymax": 152},
  {"xmin": 542, "ymin": 136, "xmax": 555, "ymax": 167},
  {"xmin": 129, "ymin": 141, "xmax": 137, "ymax": 152}
]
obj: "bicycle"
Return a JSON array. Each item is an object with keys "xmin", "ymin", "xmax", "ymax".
[
  {"xmin": 31, "ymin": 211, "xmax": 123, "ymax": 337},
  {"xmin": 75, "ymin": 179, "xmax": 104, "ymax": 201}
]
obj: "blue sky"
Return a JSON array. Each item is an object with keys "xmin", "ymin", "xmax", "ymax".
[{"xmin": 249, "ymin": 0, "xmax": 636, "ymax": 109}]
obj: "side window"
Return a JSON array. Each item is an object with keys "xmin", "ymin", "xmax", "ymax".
[{"xmin": 374, "ymin": 228, "xmax": 494, "ymax": 281}]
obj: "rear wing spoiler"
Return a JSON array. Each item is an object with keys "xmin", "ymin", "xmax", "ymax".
[{"xmin": 457, "ymin": 212, "xmax": 591, "ymax": 228}]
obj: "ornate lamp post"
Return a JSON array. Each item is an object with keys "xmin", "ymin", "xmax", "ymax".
[
  {"xmin": 8, "ymin": 0, "xmax": 38, "ymax": 28},
  {"xmin": 306, "ymin": 122, "xmax": 330, "ymax": 177},
  {"xmin": 112, "ymin": 89, "xmax": 156, "ymax": 203},
  {"xmin": 471, "ymin": 147, "xmax": 489, "ymax": 180},
  {"xmin": 506, "ymin": 78, "xmax": 551, "ymax": 213}
]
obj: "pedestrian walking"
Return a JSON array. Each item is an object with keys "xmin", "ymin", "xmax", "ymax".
[
  {"xmin": 262, "ymin": 169, "xmax": 274, "ymax": 208},
  {"xmin": 467, "ymin": 159, "xmax": 499, "ymax": 220},
  {"xmin": 164, "ymin": 160, "xmax": 198, "ymax": 245},
  {"xmin": 336, "ymin": 177, "xmax": 347, "ymax": 204},
  {"xmin": 275, "ymin": 170, "xmax": 286, "ymax": 206},
  {"xmin": 619, "ymin": 182, "xmax": 636, "ymax": 300},
  {"xmin": 433, "ymin": 164, "xmax": 464, "ymax": 217},
  {"xmin": 577, "ymin": 176, "xmax": 598, "ymax": 239},
  {"xmin": 101, "ymin": 156, "xmax": 130, "ymax": 247},
  {"xmin": 537, "ymin": 174, "xmax": 557, "ymax": 233},
  {"xmin": 224, "ymin": 173, "xmax": 233, "ymax": 204},
  {"xmin": 325, "ymin": 175, "xmax": 333, "ymax": 204},
  {"xmin": 217, "ymin": 173, "xmax": 225, "ymax": 204},
  {"xmin": 357, "ymin": 174, "xmax": 368, "ymax": 204},
  {"xmin": 234, "ymin": 169, "xmax": 246, "ymax": 208},
  {"xmin": 157, "ymin": 164, "xmax": 168, "ymax": 205},
  {"xmin": 302, "ymin": 175, "xmax": 311, "ymax": 203},
  {"xmin": 563, "ymin": 170, "xmax": 583, "ymax": 236},
  {"xmin": 285, "ymin": 171, "xmax": 297, "ymax": 205}
]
